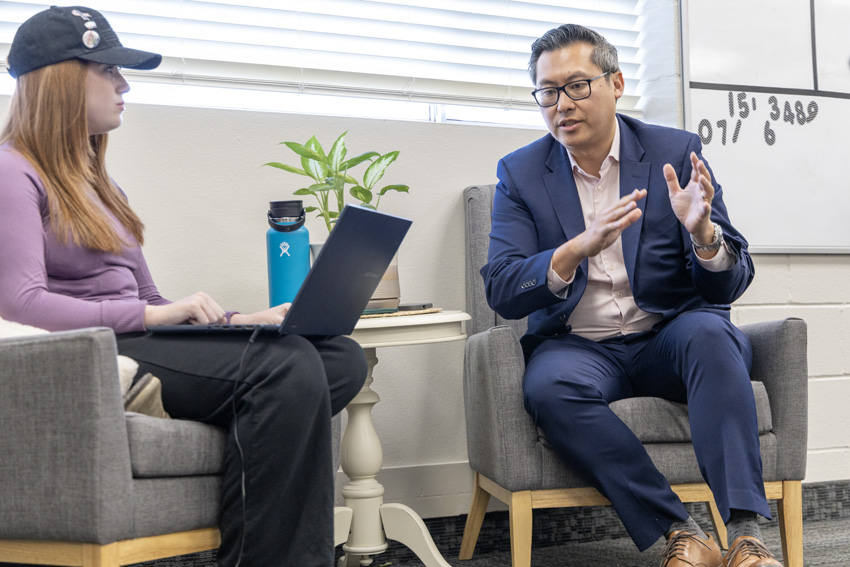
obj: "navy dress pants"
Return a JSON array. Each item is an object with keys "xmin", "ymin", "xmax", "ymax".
[
  {"xmin": 117, "ymin": 331, "xmax": 367, "ymax": 567},
  {"xmin": 523, "ymin": 310, "xmax": 771, "ymax": 551}
]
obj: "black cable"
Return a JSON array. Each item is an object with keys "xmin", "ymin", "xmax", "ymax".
[{"xmin": 231, "ymin": 327, "xmax": 261, "ymax": 567}]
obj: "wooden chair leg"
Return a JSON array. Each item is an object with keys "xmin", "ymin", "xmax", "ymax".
[
  {"xmin": 509, "ymin": 491, "xmax": 533, "ymax": 567},
  {"xmin": 707, "ymin": 498, "xmax": 728, "ymax": 549},
  {"xmin": 82, "ymin": 542, "xmax": 119, "ymax": 567},
  {"xmin": 460, "ymin": 472, "xmax": 491, "ymax": 560},
  {"xmin": 777, "ymin": 480, "xmax": 804, "ymax": 567}
]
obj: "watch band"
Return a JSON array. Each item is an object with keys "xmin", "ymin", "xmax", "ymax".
[{"xmin": 691, "ymin": 223, "xmax": 723, "ymax": 252}]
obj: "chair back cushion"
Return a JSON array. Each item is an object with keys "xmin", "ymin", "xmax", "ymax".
[{"xmin": 464, "ymin": 184, "xmax": 527, "ymax": 338}]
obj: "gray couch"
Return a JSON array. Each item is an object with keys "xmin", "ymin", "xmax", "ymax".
[
  {"xmin": 0, "ymin": 327, "xmax": 341, "ymax": 567},
  {"xmin": 458, "ymin": 184, "xmax": 808, "ymax": 567}
]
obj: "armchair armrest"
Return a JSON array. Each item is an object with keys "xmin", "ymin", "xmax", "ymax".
[
  {"xmin": 0, "ymin": 328, "xmax": 135, "ymax": 544},
  {"xmin": 464, "ymin": 325, "xmax": 539, "ymax": 485},
  {"xmin": 739, "ymin": 317, "xmax": 808, "ymax": 480}
]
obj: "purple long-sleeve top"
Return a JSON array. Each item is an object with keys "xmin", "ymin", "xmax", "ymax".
[{"xmin": 0, "ymin": 142, "xmax": 170, "ymax": 333}]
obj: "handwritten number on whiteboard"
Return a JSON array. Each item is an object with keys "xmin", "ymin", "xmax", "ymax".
[
  {"xmin": 764, "ymin": 121, "xmax": 776, "ymax": 146},
  {"xmin": 769, "ymin": 96, "xmax": 780, "ymax": 121},
  {"xmin": 717, "ymin": 120, "xmax": 727, "ymax": 145},
  {"xmin": 737, "ymin": 92, "xmax": 750, "ymax": 118},
  {"xmin": 698, "ymin": 119, "xmax": 713, "ymax": 145},
  {"xmin": 783, "ymin": 102, "xmax": 796, "ymax": 124},
  {"xmin": 806, "ymin": 101, "xmax": 819, "ymax": 123},
  {"xmin": 794, "ymin": 101, "xmax": 807, "ymax": 125}
]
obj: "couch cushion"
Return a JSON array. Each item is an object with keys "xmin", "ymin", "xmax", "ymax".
[
  {"xmin": 539, "ymin": 381, "xmax": 772, "ymax": 446},
  {"xmin": 126, "ymin": 413, "xmax": 226, "ymax": 477}
]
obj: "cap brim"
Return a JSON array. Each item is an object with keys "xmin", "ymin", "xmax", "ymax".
[{"xmin": 77, "ymin": 46, "xmax": 162, "ymax": 70}]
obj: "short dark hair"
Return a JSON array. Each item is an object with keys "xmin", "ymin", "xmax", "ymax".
[{"xmin": 528, "ymin": 24, "xmax": 620, "ymax": 85}]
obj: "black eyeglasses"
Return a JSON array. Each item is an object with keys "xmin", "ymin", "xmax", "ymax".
[{"xmin": 531, "ymin": 72, "xmax": 610, "ymax": 107}]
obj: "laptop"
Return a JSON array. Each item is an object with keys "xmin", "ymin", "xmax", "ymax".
[{"xmin": 147, "ymin": 205, "xmax": 412, "ymax": 337}]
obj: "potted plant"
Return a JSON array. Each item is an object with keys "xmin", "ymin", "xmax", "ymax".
[
  {"xmin": 264, "ymin": 131, "xmax": 410, "ymax": 311},
  {"xmin": 264, "ymin": 131, "xmax": 409, "ymax": 234}
]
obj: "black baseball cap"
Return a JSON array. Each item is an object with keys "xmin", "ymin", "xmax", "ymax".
[{"xmin": 7, "ymin": 5, "xmax": 162, "ymax": 78}]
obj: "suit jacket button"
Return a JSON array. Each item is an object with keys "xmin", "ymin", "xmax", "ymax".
[{"xmin": 559, "ymin": 313, "xmax": 566, "ymax": 322}]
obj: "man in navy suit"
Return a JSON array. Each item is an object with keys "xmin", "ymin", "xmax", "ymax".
[{"xmin": 482, "ymin": 24, "xmax": 783, "ymax": 567}]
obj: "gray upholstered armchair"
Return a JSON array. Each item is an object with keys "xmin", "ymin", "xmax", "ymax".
[
  {"xmin": 459, "ymin": 184, "xmax": 808, "ymax": 567},
  {"xmin": 0, "ymin": 327, "xmax": 343, "ymax": 567}
]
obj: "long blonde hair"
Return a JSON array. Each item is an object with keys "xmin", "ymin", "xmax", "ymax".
[{"xmin": 1, "ymin": 59, "xmax": 144, "ymax": 253}]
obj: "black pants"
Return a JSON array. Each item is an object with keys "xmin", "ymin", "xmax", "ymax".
[{"xmin": 117, "ymin": 331, "xmax": 367, "ymax": 567}]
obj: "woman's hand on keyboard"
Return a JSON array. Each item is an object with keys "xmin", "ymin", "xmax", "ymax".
[
  {"xmin": 144, "ymin": 292, "xmax": 226, "ymax": 326},
  {"xmin": 230, "ymin": 303, "xmax": 291, "ymax": 326}
]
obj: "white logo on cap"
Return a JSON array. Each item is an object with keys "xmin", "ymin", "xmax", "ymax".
[
  {"xmin": 82, "ymin": 30, "xmax": 100, "ymax": 49},
  {"xmin": 71, "ymin": 9, "xmax": 92, "ymax": 21}
]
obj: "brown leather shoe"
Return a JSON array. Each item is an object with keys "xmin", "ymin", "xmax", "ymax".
[
  {"xmin": 660, "ymin": 530, "xmax": 723, "ymax": 567},
  {"xmin": 723, "ymin": 536, "xmax": 783, "ymax": 567}
]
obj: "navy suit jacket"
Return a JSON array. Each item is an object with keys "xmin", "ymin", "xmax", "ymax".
[{"xmin": 481, "ymin": 114, "xmax": 754, "ymax": 360}]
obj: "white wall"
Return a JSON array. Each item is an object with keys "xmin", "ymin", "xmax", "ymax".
[{"xmin": 1, "ymin": 0, "xmax": 846, "ymax": 519}]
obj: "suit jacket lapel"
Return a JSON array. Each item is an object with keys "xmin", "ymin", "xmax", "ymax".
[
  {"xmin": 542, "ymin": 141, "xmax": 585, "ymax": 240},
  {"xmin": 617, "ymin": 116, "xmax": 650, "ymax": 289}
]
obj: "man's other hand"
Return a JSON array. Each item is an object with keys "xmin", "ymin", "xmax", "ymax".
[{"xmin": 664, "ymin": 151, "xmax": 715, "ymax": 244}]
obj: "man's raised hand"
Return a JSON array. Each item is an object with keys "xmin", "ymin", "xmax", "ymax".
[{"xmin": 664, "ymin": 151, "xmax": 714, "ymax": 243}]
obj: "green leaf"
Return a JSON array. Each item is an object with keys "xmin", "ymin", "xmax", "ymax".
[
  {"xmin": 284, "ymin": 139, "xmax": 328, "ymax": 181},
  {"xmin": 378, "ymin": 184, "xmax": 409, "ymax": 196},
  {"xmin": 302, "ymin": 155, "xmax": 327, "ymax": 183},
  {"xmin": 328, "ymin": 131, "xmax": 348, "ymax": 172},
  {"xmin": 363, "ymin": 151, "xmax": 399, "ymax": 190},
  {"xmin": 349, "ymin": 185, "xmax": 373, "ymax": 205},
  {"xmin": 263, "ymin": 162, "xmax": 308, "ymax": 176},
  {"xmin": 307, "ymin": 182, "xmax": 334, "ymax": 193},
  {"xmin": 305, "ymin": 136, "xmax": 326, "ymax": 159},
  {"xmin": 282, "ymin": 141, "xmax": 324, "ymax": 162},
  {"xmin": 293, "ymin": 188, "xmax": 314, "ymax": 196},
  {"xmin": 328, "ymin": 172, "xmax": 359, "ymax": 186},
  {"xmin": 304, "ymin": 205, "xmax": 318, "ymax": 213},
  {"xmin": 340, "ymin": 151, "xmax": 380, "ymax": 171}
]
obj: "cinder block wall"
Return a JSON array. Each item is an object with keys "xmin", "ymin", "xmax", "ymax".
[{"xmin": 732, "ymin": 254, "xmax": 850, "ymax": 482}]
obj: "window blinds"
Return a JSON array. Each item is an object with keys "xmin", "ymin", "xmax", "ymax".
[{"xmin": 0, "ymin": 0, "xmax": 640, "ymax": 112}]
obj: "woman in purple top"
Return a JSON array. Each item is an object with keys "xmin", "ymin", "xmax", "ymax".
[{"xmin": 0, "ymin": 6, "xmax": 366, "ymax": 566}]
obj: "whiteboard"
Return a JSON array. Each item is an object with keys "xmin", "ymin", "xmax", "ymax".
[{"xmin": 681, "ymin": 0, "xmax": 850, "ymax": 253}]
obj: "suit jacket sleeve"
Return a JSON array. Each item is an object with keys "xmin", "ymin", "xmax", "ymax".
[
  {"xmin": 481, "ymin": 156, "xmax": 569, "ymax": 321},
  {"xmin": 675, "ymin": 134, "xmax": 754, "ymax": 305}
]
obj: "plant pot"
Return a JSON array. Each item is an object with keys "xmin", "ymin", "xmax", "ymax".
[{"xmin": 310, "ymin": 243, "xmax": 400, "ymax": 311}]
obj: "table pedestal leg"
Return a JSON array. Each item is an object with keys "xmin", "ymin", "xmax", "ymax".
[
  {"xmin": 335, "ymin": 348, "xmax": 451, "ymax": 567},
  {"xmin": 380, "ymin": 503, "xmax": 451, "ymax": 567}
]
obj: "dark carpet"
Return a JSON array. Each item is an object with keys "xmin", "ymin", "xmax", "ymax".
[{"xmin": 3, "ymin": 481, "xmax": 848, "ymax": 566}]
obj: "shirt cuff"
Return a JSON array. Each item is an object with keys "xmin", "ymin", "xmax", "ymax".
[
  {"xmin": 547, "ymin": 257, "xmax": 574, "ymax": 298},
  {"xmin": 694, "ymin": 240, "xmax": 736, "ymax": 271}
]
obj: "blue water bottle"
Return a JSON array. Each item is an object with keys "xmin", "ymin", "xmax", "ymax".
[{"xmin": 266, "ymin": 200, "xmax": 310, "ymax": 307}]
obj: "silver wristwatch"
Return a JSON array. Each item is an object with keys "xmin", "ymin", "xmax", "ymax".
[{"xmin": 690, "ymin": 223, "xmax": 723, "ymax": 252}]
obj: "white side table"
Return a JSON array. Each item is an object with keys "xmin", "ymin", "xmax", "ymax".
[{"xmin": 335, "ymin": 310, "xmax": 470, "ymax": 567}]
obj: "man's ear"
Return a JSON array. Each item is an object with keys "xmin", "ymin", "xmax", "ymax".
[{"xmin": 612, "ymin": 71, "xmax": 625, "ymax": 100}]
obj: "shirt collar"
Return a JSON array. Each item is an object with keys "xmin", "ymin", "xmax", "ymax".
[{"xmin": 567, "ymin": 119, "xmax": 621, "ymax": 177}]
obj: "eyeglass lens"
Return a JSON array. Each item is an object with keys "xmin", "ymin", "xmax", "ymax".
[{"xmin": 535, "ymin": 82, "xmax": 590, "ymax": 106}]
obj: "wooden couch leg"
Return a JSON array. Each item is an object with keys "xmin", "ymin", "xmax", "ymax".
[
  {"xmin": 460, "ymin": 472, "xmax": 490, "ymax": 560},
  {"xmin": 82, "ymin": 542, "xmax": 119, "ymax": 567},
  {"xmin": 707, "ymin": 498, "xmax": 728, "ymax": 549},
  {"xmin": 509, "ymin": 491, "xmax": 533, "ymax": 567},
  {"xmin": 778, "ymin": 480, "xmax": 804, "ymax": 567}
]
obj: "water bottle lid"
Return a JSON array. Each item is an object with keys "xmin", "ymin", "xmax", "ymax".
[{"xmin": 268, "ymin": 200, "xmax": 306, "ymax": 232}]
